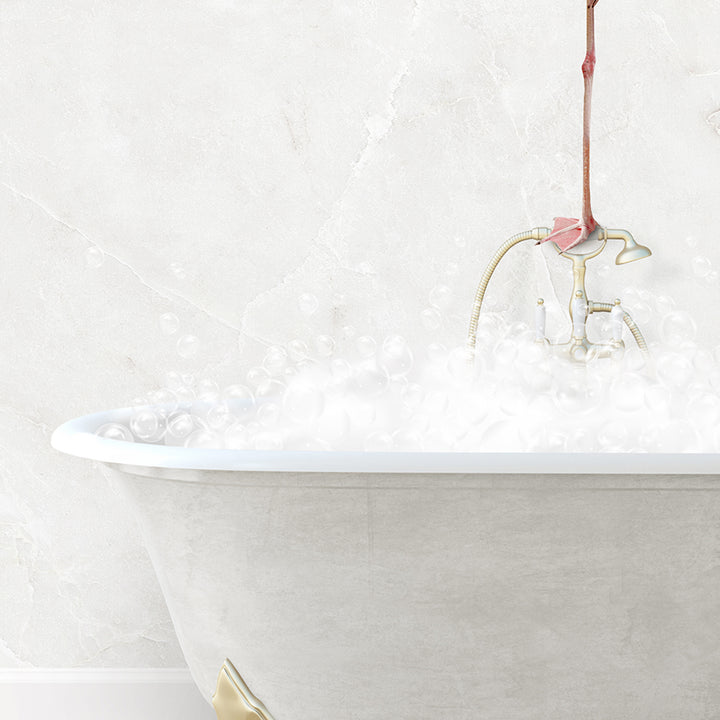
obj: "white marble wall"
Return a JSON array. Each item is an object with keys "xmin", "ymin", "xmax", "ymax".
[{"xmin": 1, "ymin": 0, "xmax": 719, "ymax": 668}]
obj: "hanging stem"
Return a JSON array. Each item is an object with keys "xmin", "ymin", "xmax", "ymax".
[{"xmin": 581, "ymin": 0, "xmax": 599, "ymax": 230}]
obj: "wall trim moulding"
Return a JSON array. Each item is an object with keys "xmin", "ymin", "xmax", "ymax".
[{"xmin": 0, "ymin": 667, "xmax": 216, "ymax": 720}]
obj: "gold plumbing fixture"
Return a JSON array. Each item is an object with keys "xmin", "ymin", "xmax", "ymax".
[
  {"xmin": 467, "ymin": 225, "xmax": 651, "ymax": 362},
  {"xmin": 212, "ymin": 659, "xmax": 275, "ymax": 720}
]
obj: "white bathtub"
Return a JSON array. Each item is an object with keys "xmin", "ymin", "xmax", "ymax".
[{"xmin": 52, "ymin": 408, "xmax": 720, "ymax": 719}]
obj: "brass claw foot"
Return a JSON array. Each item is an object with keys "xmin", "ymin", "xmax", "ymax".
[{"xmin": 212, "ymin": 659, "xmax": 275, "ymax": 720}]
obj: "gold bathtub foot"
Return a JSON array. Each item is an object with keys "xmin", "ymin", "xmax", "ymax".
[{"xmin": 212, "ymin": 659, "xmax": 276, "ymax": 720}]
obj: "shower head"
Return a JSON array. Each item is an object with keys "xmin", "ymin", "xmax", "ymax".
[{"xmin": 613, "ymin": 229, "xmax": 652, "ymax": 265}]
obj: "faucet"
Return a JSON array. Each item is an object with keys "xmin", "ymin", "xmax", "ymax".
[{"xmin": 467, "ymin": 225, "xmax": 651, "ymax": 363}]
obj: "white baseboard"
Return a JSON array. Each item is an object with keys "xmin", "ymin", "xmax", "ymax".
[{"xmin": 0, "ymin": 668, "xmax": 216, "ymax": 720}]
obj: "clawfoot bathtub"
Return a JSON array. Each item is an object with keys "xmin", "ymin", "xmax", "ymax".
[{"xmin": 52, "ymin": 408, "xmax": 720, "ymax": 719}]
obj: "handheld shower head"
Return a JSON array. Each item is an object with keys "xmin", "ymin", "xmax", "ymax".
[{"xmin": 612, "ymin": 230, "xmax": 652, "ymax": 265}]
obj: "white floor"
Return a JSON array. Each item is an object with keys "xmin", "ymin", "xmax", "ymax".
[{"xmin": 0, "ymin": 669, "xmax": 216, "ymax": 720}]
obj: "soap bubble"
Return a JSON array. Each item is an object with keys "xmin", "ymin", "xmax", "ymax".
[
  {"xmin": 354, "ymin": 360, "xmax": 389, "ymax": 396},
  {"xmin": 356, "ymin": 335, "xmax": 377, "ymax": 358},
  {"xmin": 253, "ymin": 432, "xmax": 284, "ymax": 450},
  {"xmin": 656, "ymin": 352, "xmax": 694, "ymax": 390},
  {"xmin": 257, "ymin": 402, "xmax": 281, "ymax": 427},
  {"xmin": 314, "ymin": 334, "xmax": 335, "ymax": 357},
  {"xmin": 197, "ymin": 378, "xmax": 220, "ymax": 403},
  {"xmin": 147, "ymin": 389, "xmax": 178, "ymax": 417},
  {"xmin": 329, "ymin": 358, "xmax": 353, "ymax": 386},
  {"xmin": 447, "ymin": 346, "xmax": 475, "ymax": 385},
  {"xmin": 176, "ymin": 334, "xmax": 200, "ymax": 359},
  {"xmin": 247, "ymin": 367, "xmax": 270, "ymax": 389},
  {"xmin": 427, "ymin": 343, "xmax": 447, "ymax": 363},
  {"xmin": 691, "ymin": 255, "xmax": 712, "ymax": 278},
  {"xmin": 316, "ymin": 405, "xmax": 350, "ymax": 443},
  {"xmin": 169, "ymin": 262, "xmax": 187, "ymax": 280},
  {"xmin": 288, "ymin": 339, "xmax": 309, "ymax": 362},
  {"xmin": 661, "ymin": 311, "xmax": 696, "ymax": 346},
  {"xmin": 379, "ymin": 335, "xmax": 413, "ymax": 376},
  {"xmin": 364, "ymin": 431, "xmax": 394, "ymax": 451},
  {"xmin": 159, "ymin": 313, "xmax": 180, "ymax": 335},
  {"xmin": 687, "ymin": 393, "xmax": 720, "ymax": 427},
  {"xmin": 263, "ymin": 346, "xmax": 288, "ymax": 375},
  {"xmin": 85, "ymin": 246, "xmax": 105, "ymax": 268},
  {"xmin": 222, "ymin": 384, "xmax": 255, "ymax": 420},
  {"xmin": 130, "ymin": 409, "xmax": 161, "ymax": 441},
  {"xmin": 284, "ymin": 381, "xmax": 325, "ymax": 423},
  {"xmin": 255, "ymin": 378, "xmax": 286, "ymax": 404},
  {"xmin": 166, "ymin": 412, "xmax": 195, "ymax": 440},
  {"xmin": 644, "ymin": 384, "xmax": 671, "ymax": 415},
  {"xmin": 611, "ymin": 373, "xmax": 647, "ymax": 413},
  {"xmin": 184, "ymin": 429, "xmax": 219, "ymax": 448},
  {"xmin": 224, "ymin": 423, "xmax": 249, "ymax": 449},
  {"xmin": 96, "ymin": 422, "xmax": 133, "ymax": 442},
  {"xmin": 207, "ymin": 403, "xmax": 236, "ymax": 431},
  {"xmin": 298, "ymin": 293, "xmax": 319, "ymax": 316},
  {"xmin": 420, "ymin": 307, "xmax": 442, "ymax": 331},
  {"xmin": 429, "ymin": 284, "xmax": 453, "ymax": 310}
]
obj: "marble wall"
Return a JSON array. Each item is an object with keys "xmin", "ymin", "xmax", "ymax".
[{"xmin": 1, "ymin": 0, "xmax": 718, "ymax": 668}]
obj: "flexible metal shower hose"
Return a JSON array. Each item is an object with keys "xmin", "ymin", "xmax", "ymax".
[{"xmin": 466, "ymin": 227, "xmax": 550, "ymax": 354}]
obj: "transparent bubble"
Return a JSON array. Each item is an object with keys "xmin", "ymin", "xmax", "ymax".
[
  {"xmin": 444, "ymin": 261, "xmax": 459, "ymax": 277},
  {"xmin": 691, "ymin": 255, "xmax": 712, "ymax": 278},
  {"xmin": 392, "ymin": 429, "xmax": 424, "ymax": 451},
  {"xmin": 130, "ymin": 409, "xmax": 161, "ymax": 440},
  {"xmin": 685, "ymin": 235, "xmax": 699, "ymax": 249},
  {"xmin": 96, "ymin": 422, "xmax": 133, "ymax": 442},
  {"xmin": 253, "ymin": 432, "xmax": 284, "ymax": 450},
  {"xmin": 298, "ymin": 293, "xmax": 319, "ymax": 317},
  {"xmin": 611, "ymin": 373, "xmax": 647, "ymax": 413},
  {"xmin": 197, "ymin": 378, "xmax": 219, "ymax": 401},
  {"xmin": 656, "ymin": 352, "xmax": 694, "ymax": 390},
  {"xmin": 247, "ymin": 366, "xmax": 271, "ymax": 389},
  {"xmin": 169, "ymin": 262, "xmax": 187, "ymax": 280},
  {"xmin": 340, "ymin": 325, "xmax": 357, "ymax": 342},
  {"xmin": 654, "ymin": 295, "xmax": 675, "ymax": 317},
  {"xmin": 364, "ymin": 431, "xmax": 394, "ymax": 451},
  {"xmin": 403, "ymin": 383, "xmax": 424, "ymax": 409},
  {"xmin": 159, "ymin": 313, "xmax": 180, "ymax": 335},
  {"xmin": 263, "ymin": 346, "xmax": 288, "ymax": 375},
  {"xmin": 207, "ymin": 403, "xmax": 236, "ymax": 431},
  {"xmin": 345, "ymin": 396, "xmax": 376, "ymax": 429},
  {"xmin": 644, "ymin": 384, "xmax": 671, "ymax": 415},
  {"xmin": 420, "ymin": 307, "xmax": 442, "ymax": 331},
  {"xmin": 85, "ymin": 246, "xmax": 105, "ymax": 269},
  {"xmin": 176, "ymin": 334, "xmax": 200, "ymax": 359},
  {"xmin": 288, "ymin": 339, "xmax": 309, "ymax": 362},
  {"xmin": 167, "ymin": 412, "xmax": 195, "ymax": 440},
  {"xmin": 314, "ymin": 334, "xmax": 335, "ymax": 357},
  {"xmin": 379, "ymin": 335, "xmax": 413, "ymax": 376},
  {"xmin": 629, "ymin": 301, "xmax": 651, "ymax": 326},
  {"xmin": 661, "ymin": 311, "xmax": 696, "ymax": 346},
  {"xmin": 598, "ymin": 423, "xmax": 629, "ymax": 450},
  {"xmin": 330, "ymin": 358, "xmax": 353, "ymax": 385},
  {"xmin": 447, "ymin": 346, "xmax": 475, "ymax": 384},
  {"xmin": 184, "ymin": 429, "xmax": 219, "ymax": 448},
  {"xmin": 147, "ymin": 388, "xmax": 178, "ymax": 417},
  {"xmin": 354, "ymin": 360, "xmax": 389, "ymax": 396},
  {"xmin": 687, "ymin": 393, "xmax": 720, "ymax": 427},
  {"xmin": 255, "ymin": 378, "xmax": 286, "ymax": 404},
  {"xmin": 257, "ymin": 402, "xmax": 281, "ymax": 427},
  {"xmin": 493, "ymin": 339, "xmax": 517, "ymax": 367},
  {"xmin": 356, "ymin": 335, "xmax": 377, "ymax": 358},
  {"xmin": 164, "ymin": 371, "xmax": 184, "ymax": 392},
  {"xmin": 175, "ymin": 386, "xmax": 195, "ymax": 404},
  {"xmin": 316, "ymin": 405, "xmax": 350, "ymax": 443},
  {"xmin": 284, "ymin": 381, "xmax": 325, "ymax": 424},
  {"xmin": 224, "ymin": 423, "xmax": 249, "ymax": 449},
  {"xmin": 427, "ymin": 343, "xmax": 447, "ymax": 363},
  {"xmin": 454, "ymin": 236, "xmax": 467, "ymax": 249},
  {"xmin": 429, "ymin": 284, "xmax": 453, "ymax": 310}
]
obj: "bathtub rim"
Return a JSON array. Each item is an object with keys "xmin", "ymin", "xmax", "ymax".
[{"xmin": 51, "ymin": 406, "xmax": 720, "ymax": 475}]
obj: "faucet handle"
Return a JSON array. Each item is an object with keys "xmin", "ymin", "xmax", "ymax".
[
  {"xmin": 535, "ymin": 298, "xmax": 546, "ymax": 342},
  {"xmin": 611, "ymin": 298, "xmax": 624, "ymax": 343}
]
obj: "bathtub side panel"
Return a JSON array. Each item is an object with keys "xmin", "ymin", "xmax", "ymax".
[{"xmin": 107, "ymin": 468, "xmax": 720, "ymax": 720}]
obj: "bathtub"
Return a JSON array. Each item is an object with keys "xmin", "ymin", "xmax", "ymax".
[{"xmin": 52, "ymin": 407, "xmax": 720, "ymax": 719}]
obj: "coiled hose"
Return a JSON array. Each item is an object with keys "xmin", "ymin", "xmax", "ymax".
[
  {"xmin": 467, "ymin": 227, "xmax": 550, "ymax": 354},
  {"xmin": 588, "ymin": 302, "xmax": 648, "ymax": 354}
]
